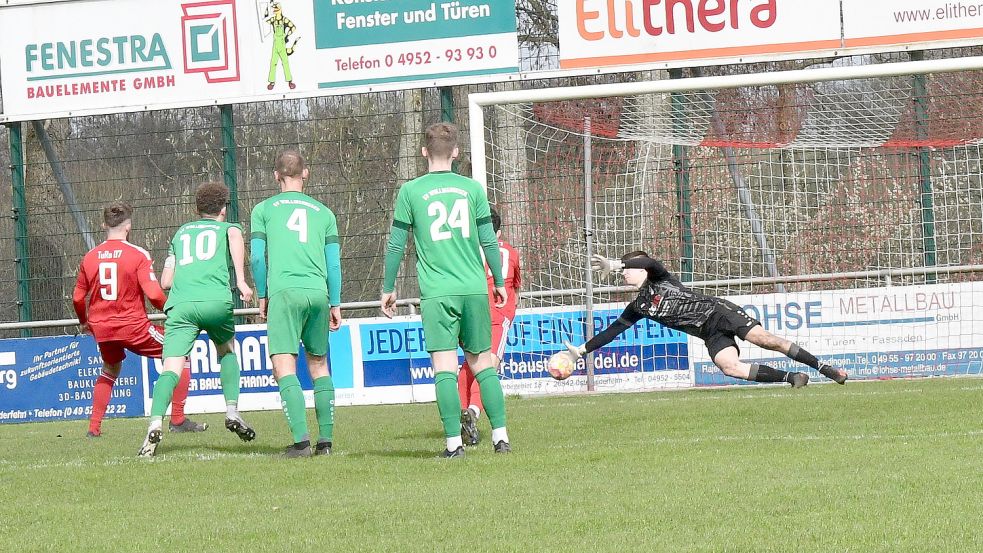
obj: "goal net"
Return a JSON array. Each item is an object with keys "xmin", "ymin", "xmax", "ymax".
[{"xmin": 470, "ymin": 57, "xmax": 983, "ymax": 394}]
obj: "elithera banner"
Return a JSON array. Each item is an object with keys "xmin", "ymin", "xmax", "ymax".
[
  {"xmin": 842, "ymin": 0, "xmax": 983, "ymax": 49},
  {"xmin": 559, "ymin": 1, "xmax": 983, "ymax": 71},
  {"xmin": 0, "ymin": 0, "xmax": 519, "ymax": 121},
  {"xmin": 559, "ymin": 0, "xmax": 843, "ymax": 69}
]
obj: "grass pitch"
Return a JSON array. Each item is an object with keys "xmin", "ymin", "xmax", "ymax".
[{"xmin": 0, "ymin": 378, "xmax": 980, "ymax": 552}]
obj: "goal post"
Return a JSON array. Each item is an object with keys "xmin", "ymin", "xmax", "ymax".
[{"xmin": 468, "ymin": 55, "xmax": 983, "ymax": 394}]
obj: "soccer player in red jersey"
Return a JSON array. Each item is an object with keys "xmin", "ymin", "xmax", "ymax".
[
  {"xmin": 72, "ymin": 202, "xmax": 202, "ymax": 437},
  {"xmin": 458, "ymin": 207, "xmax": 521, "ymax": 446}
]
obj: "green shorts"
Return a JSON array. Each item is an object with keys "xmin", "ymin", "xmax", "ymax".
[
  {"xmin": 163, "ymin": 301, "xmax": 235, "ymax": 358},
  {"xmin": 420, "ymin": 294, "xmax": 491, "ymax": 353},
  {"xmin": 267, "ymin": 288, "xmax": 330, "ymax": 356}
]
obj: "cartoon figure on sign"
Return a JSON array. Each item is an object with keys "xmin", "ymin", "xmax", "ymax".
[{"xmin": 264, "ymin": 2, "xmax": 300, "ymax": 90}]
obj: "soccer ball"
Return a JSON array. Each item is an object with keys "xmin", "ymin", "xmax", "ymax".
[{"xmin": 547, "ymin": 351, "xmax": 576, "ymax": 380}]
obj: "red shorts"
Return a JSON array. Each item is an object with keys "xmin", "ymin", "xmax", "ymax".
[{"xmin": 97, "ymin": 322, "xmax": 164, "ymax": 365}]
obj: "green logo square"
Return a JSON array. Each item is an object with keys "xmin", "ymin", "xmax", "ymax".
[{"xmin": 190, "ymin": 24, "xmax": 220, "ymax": 62}]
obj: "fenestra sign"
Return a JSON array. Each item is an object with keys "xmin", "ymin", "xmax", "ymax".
[
  {"xmin": 0, "ymin": 0, "xmax": 519, "ymax": 121},
  {"xmin": 0, "ymin": 0, "xmax": 252, "ymax": 119},
  {"xmin": 559, "ymin": 0, "xmax": 983, "ymax": 70}
]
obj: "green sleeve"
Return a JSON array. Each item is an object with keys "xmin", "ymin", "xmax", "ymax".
[
  {"xmin": 383, "ymin": 188, "xmax": 412, "ymax": 294},
  {"xmin": 472, "ymin": 185, "xmax": 491, "ymax": 221},
  {"xmin": 383, "ymin": 222, "xmax": 409, "ymax": 294},
  {"xmin": 250, "ymin": 239, "xmax": 267, "ymax": 298},
  {"xmin": 473, "ymin": 189, "xmax": 503, "ymax": 286},
  {"xmin": 477, "ymin": 219, "xmax": 503, "ymax": 287},
  {"xmin": 324, "ymin": 211, "xmax": 341, "ymax": 306},
  {"xmin": 250, "ymin": 201, "xmax": 267, "ymax": 237},
  {"xmin": 392, "ymin": 185, "xmax": 413, "ymax": 227},
  {"xmin": 249, "ymin": 203, "xmax": 268, "ymax": 298}
]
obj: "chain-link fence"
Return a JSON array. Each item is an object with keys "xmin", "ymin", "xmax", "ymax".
[{"xmin": 3, "ymin": 15, "xmax": 983, "ymax": 338}]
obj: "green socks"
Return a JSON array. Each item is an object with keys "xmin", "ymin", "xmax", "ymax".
[
  {"xmin": 277, "ymin": 374, "xmax": 308, "ymax": 443},
  {"xmin": 277, "ymin": 374, "xmax": 335, "ymax": 444},
  {"xmin": 434, "ymin": 371, "xmax": 462, "ymax": 438},
  {"xmin": 150, "ymin": 371, "xmax": 180, "ymax": 419},
  {"xmin": 313, "ymin": 376, "xmax": 335, "ymax": 443},
  {"xmin": 219, "ymin": 352, "xmax": 241, "ymax": 406},
  {"xmin": 474, "ymin": 367, "xmax": 507, "ymax": 429}
]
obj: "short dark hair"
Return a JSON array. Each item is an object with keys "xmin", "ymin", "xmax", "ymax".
[
  {"xmin": 103, "ymin": 201, "xmax": 132, "ymax": 228},
  {"xmin": 490, "ymin": 206, "xmax": 501, "ymax": 232},
  {"xmin": 621, "ymin": 250, "xmax": 649, "ymax": 263},
  {"xmin": 275, "ymin": 149, "xmax": 306, "ymax": 178},
  {"xmin": 424, "ymin": 122, "xmax": 458, "ymax": 159},
  {"xmin": 195, "ymin": 181, "xmax": 229, "ymax": 216}
]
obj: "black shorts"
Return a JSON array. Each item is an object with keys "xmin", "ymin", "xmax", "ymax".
[{"xmin": 699, "ymin": 299, "xmax": 760, "ymax": 360}]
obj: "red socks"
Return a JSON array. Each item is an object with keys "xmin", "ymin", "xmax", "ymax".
[
  {"xmin": 88, "ymin": 370, "xmax": 117, "ymax": 435},
  {"xmin": 89, "ymin": 361, "xmax": 194, "ymax": 434},
  {"xmin": 457, "ymin": 363, "xmax": 483, "ymax": 412},
  {"xmin": 169, "ymin": 363, "xmax": 192, "ymax": 426}
]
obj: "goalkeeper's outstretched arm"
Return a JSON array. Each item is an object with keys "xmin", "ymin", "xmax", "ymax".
[
  {"xmin": 565, "ymin": 307, "xmax": 643, "ymax": 359},
  {"xmin": 623, "ymin": 256, "xmax": 671, "ymax": 281}
]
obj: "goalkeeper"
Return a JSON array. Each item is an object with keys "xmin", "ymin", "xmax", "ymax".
[{"xmin": 563, "ymin": 251, "xmax": 848, "ymax": 387}]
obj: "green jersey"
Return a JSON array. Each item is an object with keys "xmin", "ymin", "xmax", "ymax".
[
  {"xmin": 390, "ymin": 171, "xmax": 500, "ymax": 298},
  {"xmin": 250, "ymin": 191, "xmax": 339, "ymax": 298},
  {"xmin": 165, "ymin": 219, "xmax": 237, "ymax": 309}
]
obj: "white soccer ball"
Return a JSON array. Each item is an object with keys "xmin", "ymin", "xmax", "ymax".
[{"xmin": 547, "ymin": 351, "xmax": 576, "ymax": 381}]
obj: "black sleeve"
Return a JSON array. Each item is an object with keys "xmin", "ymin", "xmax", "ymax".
[
  {"xmin": 623, "ymin": 257, "xmax": 671, "ymax": 282},
  {"xmin": 584, "ymin": 306, "xmax": 644, "ymax": 353}
]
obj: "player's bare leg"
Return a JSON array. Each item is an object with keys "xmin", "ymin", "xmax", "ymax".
[
  {"xmin": 88, "ymin": 361, "xmax": 121, "ymax": 437},
  {"xmin": 272, "ymin": 353, "xmax": 312, "ymax": 458},
  {"xmin": 713, "ymin": 346, "xmax": 808, "ymax": 388},
  {"xmin": 744, "ymin": 326, "xmax": 848, "ymax": 384},
  {"xmin": 215, "ymin": 340, "xmax": 255, "ymax": 442}
]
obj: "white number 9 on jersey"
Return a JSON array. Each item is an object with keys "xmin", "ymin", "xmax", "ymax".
[{"xmin": 428, "ymin": 198, "xmax": 469, "ymax": 242}]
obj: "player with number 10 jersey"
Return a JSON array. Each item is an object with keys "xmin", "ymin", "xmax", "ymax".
[{"xmin": 138, "ymin": 182, "xmax": 255, "ymax": 457}]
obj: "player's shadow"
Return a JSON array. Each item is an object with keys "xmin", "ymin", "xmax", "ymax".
[
  {"xmin": 156, "ymin": 443, "xmax": 283, "ymax": 456},
  {"xmin": 338, "ymin": 429, "xmax": 476, "ymax": 458},
  {"xmin": 397, "ymin": 429, "xmax": 446, "ymax": 440},
  {"xmin": 344, "ymin": 448, "xmax": 441, "ymax": 460}
]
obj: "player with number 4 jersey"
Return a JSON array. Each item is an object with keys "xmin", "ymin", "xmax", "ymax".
[
  {"xmin": 250, "ymin": 150, "xmax": 342, "ymax": 458},
  {"xmin": 73, "ymin": 202, "xmax": 199, "ymax": 438}
]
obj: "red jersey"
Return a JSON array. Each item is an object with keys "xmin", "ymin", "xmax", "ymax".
[
  {"xmin": 72, "ymin": 239, "xmax": 166, "ymax": 343},
  {"xmin": 485, "ymin": 239, "xmax": 521, "ymax": 320}
]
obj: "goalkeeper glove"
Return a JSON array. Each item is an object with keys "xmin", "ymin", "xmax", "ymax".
[
  {"xmin": 564, "ymin": 341, "xmax": 586, "ymax": 359},
  {"xmin": 590, "ymin": 254, "xmax": 624, "ymax": 279}
]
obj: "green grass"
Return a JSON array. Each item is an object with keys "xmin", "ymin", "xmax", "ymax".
[{"xmin": 1, "ymin": 378, "xmax": 981, "ymax": 552}]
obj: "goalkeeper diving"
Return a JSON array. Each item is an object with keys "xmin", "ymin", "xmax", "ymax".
[{"xmin": 562, "ymin": 251, "xmax": 848, "ymax": 387}]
